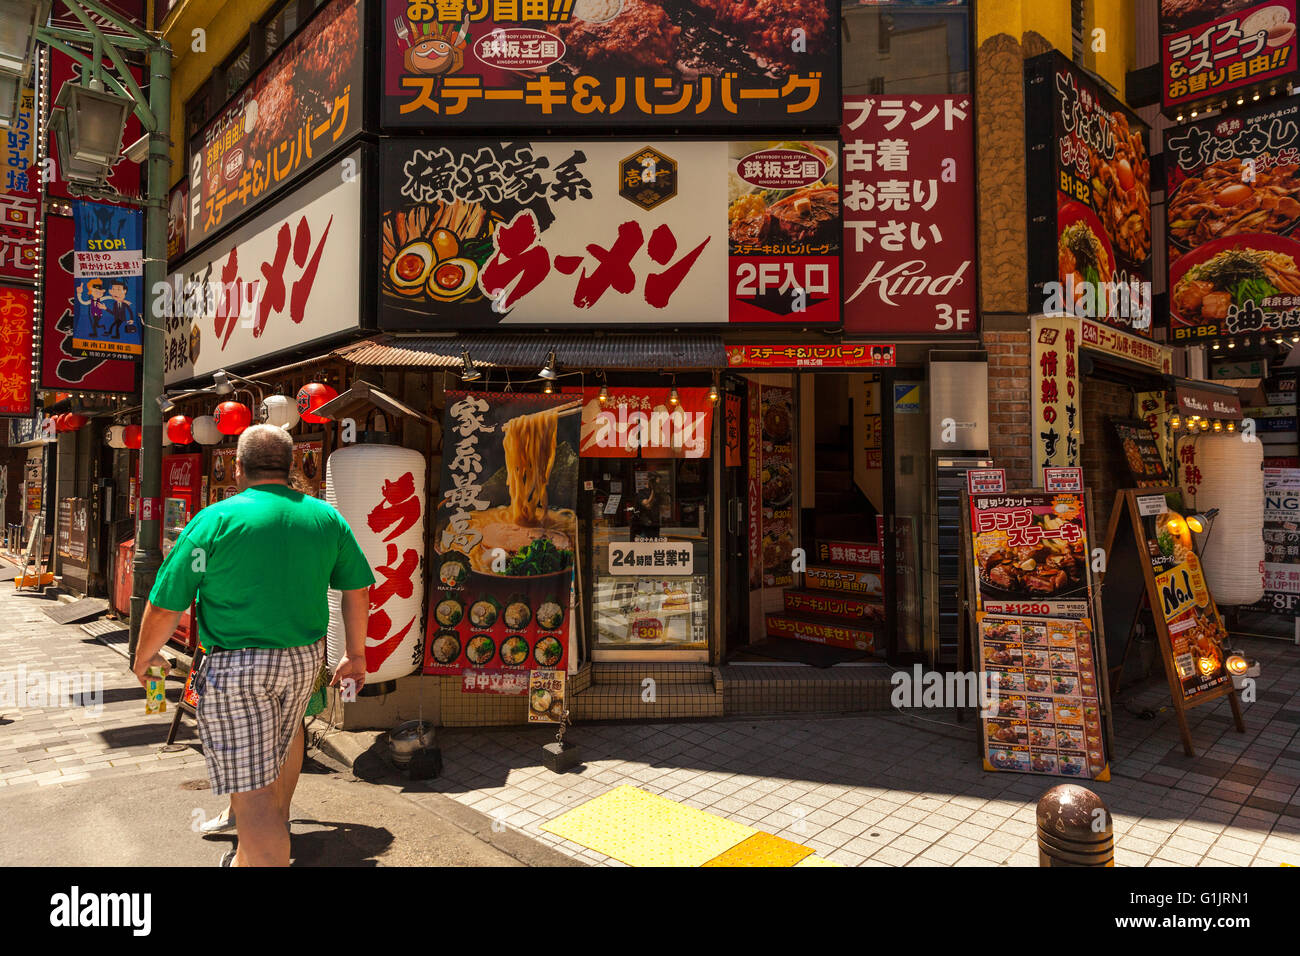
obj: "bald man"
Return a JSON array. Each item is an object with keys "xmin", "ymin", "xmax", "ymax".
[{"xmin": 134, "ymin": 425, "xmax": 374, "ymax": 866}]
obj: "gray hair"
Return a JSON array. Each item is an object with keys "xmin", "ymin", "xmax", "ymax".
[{"xmin": 236, "ymin": 424, "xmax": 293, "ymax": 481}]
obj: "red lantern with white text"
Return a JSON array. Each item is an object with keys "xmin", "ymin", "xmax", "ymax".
[
  {"xmin": 166, "ymin": 415, "xmax": 194, "ymax": 445},
  {"xmin": 214, "ymin": 401, "xmax": 251, "ymax": 435},
  {"xmin": 63, "ymin": 414, "xmax": 87, "ymax": 432},
  {"xmin": 296, "ymin": 383, "xmax": 337, "ymax": 424},
  {"xmin": 123, "ymin": 425, "xmax": 142, "ymax": 449}
]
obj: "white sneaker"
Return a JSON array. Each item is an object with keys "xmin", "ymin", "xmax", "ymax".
[{"xmin": 199, "ymin": 808, "xmax": 236, "ymax": 834}]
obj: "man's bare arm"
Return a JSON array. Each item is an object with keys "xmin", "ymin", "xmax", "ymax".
[{"xmin": 132, "ymin": 602, "xmax": 183, "ymax": 685}]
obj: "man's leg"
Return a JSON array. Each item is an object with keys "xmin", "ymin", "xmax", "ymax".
[
  {"xmin": 273, "ymin": 722, "xmax": 305, "ymax": 823},
  {"xmin": 230, "ymin": 785, "xmax": 289, "ymax": 866}
]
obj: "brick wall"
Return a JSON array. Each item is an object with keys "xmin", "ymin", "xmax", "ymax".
[
  {"xmin": 985, "ymin": 329, "xmax": 1032, "ymax": 487},
  {"xmin": 1081, "ymin": 375, "xmax": 1135, "ymax": 525}
]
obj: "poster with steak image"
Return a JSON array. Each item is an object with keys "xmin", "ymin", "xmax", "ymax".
[
  {"xmin": 424, "ymin": 391, "xmax": 578, "ymax": 675},
  {"xmin": 1166, "ymin": 94, "xmax": 1300, "ymax": 343},
  {"xmin": 381, "ymin": 0, "xmax": 839, "ymax": 128},
  {"xmin": 190, "ymin": 0, "xmax": 364, "ymax": 246},
  {"xmin": 1160, "ymin": 1, "xmax": 1298, "ymax": 112},
  {"xmin": 1024, "ymin": 52, "xmax": 1153, "ymax": 335},
  {"xmin": 378, "ymin": 138, "xmax": 839, "ymax": 328},
  {"xmin": 759, "ymin": 385, "xmax": 795, "ymax": 588}
]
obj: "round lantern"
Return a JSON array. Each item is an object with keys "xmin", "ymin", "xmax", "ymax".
[
  {"xmin": 259, "ymin": 393, "xmax": 300, "ymax": 430},
  {"xmin": 104, "ymin": 424, "xmax": 128, "ymax": 449},
  {"xmin": 166, "ymin": 414, "xmax": 194, "ymax": 445},
  {"xmin": 1192, "ymin": 432, "xmax": 1264, "ymax": 606},
  {"xmin": 50, "ymin": 414, "xmax": 66, "ymax": 432},
  {"xmin": 297, "ymin": 382, "xmax": 337, "ymax": 424},
  {"xmin": 122, "ymin": 425, "xmax": 142, "ymax": 449},
  {"xmin": 62, "ymin": 413, "xmax": 87, "ymax": 432},
  {"xmin": 324, "ymin": 444, "xmax": 426, "ymax": 684},
  {"xmin": 214, "ymin": 401, "xmax": 251, "ymax": 435},
  {"xmin": 192, "ymin": 415, "xmax": 222, "ymax": 445}
]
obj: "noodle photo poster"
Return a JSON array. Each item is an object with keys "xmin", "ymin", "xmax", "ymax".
[{"xmin": 426, "ymin": 392, "xmax": 580, "ymax": 676}]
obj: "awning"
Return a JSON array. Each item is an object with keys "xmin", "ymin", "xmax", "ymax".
[
  {"xmin": 1174, "ymin": 380, "xmax": 1243, "ymax": 420},
  {"xmin": 309, "ymin": 380, "xmax": 434, "ymax": 423},
  {"xmin": 333, "ymin": 333, "xmax": 727, "ymax": 371}
]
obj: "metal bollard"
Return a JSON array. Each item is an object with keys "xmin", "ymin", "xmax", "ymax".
[{"xmin": 1036, "ymin": 783, "xmax": 1114, "ymax": 867}]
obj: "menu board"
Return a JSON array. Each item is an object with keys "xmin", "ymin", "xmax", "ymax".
[
  {"xmin": 1166, "ymin": 95, "xmax": 1300, "ymax": 343},
  {"xmin": 1245, "ymin": 468, "xmax": 1300, "ymax": 616},
  {"xmin": 757, "ymin": 384, "xmax": 794, "ymax": 588},
  {"xmin": 1161, "ymin": 0, "xmax": 1299, "ymax": 113},
  {"xmin": 425, "ymin": 391, "xmax": 578, "ymax": 675},
  {"xmin": 1024, "ymin": 52, "xmax": 1153, "ymax": 335},
  {"xmin": 1112, "ymin": 418, "xmax": 1171, "ymax": 487},
  {"xmin": 381, "ymin": 0, "xmax": 839, "ymax": 129},
  {"xmin": 208, "ymin": 441, "xmax": 323, "ymax": 503},
  {"xmin": 527, "ymin": 669, "xmax": 566, "ymax": 724},
  {"xmin": 980, "ymin": 614, "xmax": 1108, "ymax": 779},
  {"xmin": 593, "ymin": 573, "xmax": 707, "ymax": 647},
  {"xmin": 967, "ymin": 488, "xmax": 1109, "ymax": 780}
]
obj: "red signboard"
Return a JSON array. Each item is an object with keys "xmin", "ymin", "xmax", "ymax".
[
  {"xmin": 842, "ymin": 95, "xmax": 976, "ymax": 335},
  {"xmin": 725, "ymin": 343, "xmax": 895, "ymax": 369},
  {"xmin": 1162, "ymin": 1, "xmax": 1299, "ymax": 112},
  {"xmin": 189, "ymin": 0, "xmax": 364, "ymax": 246},
  {"xmin": 579, "ymin": 387, "xmax": 714, "ymax": 459},
  {"xmin": 0, "ymin": 285, "xmax": 35, "ymax": 416},
  {"xmin": 40, "ymin": 215, "xmax": 136, "ymax": 393}
]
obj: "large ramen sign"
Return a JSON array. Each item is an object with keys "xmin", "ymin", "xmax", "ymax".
[{"xmin": 425, "ymin": 391, "xmax": 579, "ymax": 676}]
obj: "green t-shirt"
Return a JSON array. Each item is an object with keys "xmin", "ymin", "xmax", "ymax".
[{"xmin": 149, "ymin": 483, "xmax": 375, "ymax": 650}]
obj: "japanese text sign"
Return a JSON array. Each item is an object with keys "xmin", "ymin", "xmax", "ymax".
[
  {"xmin": 164, "ymin": 147, "xmax": 366, "ymax": 386},
  {"xmin": 1031, "ymin": 315, "xmax": 1081, "ymax": 474},
  {"xmin": 190, "ymin": 0, "xmax": 364, "ymax": 246},
  {"xmin": 72, "ymin": 200, "xmax": 144, "ymax": 360},
  {"xmin": 1162, "ymin": 1, "xmax": 1298, "ymax": 112},
  {"xmin": 381, "ymin": 0, "xmax": 839, "ymax": 129},
  {"xmin": 0, "ymin": 285, "xmax": 35, "ymax": 417},
  {"xmin": 579, "ymin": 387, "xmax": 713, "ymax": 459},
  {"xmin": 841, "ymin": 95, "xmax": 976, "ymax": 335},
  {"xmin": 0, "ymin": 85, "xmax": 38, "ymax": 283},
  {"xmin": 379, "ymin": 138, "xmax": 840, "ymax": 328}
]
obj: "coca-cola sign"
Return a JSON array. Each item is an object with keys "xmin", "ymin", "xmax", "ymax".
[
  {"xmin": 841, "ymin": 96, "xmax": 976, "ymax": 335},
  {"xmin": 167, "ymin": 457, "xmax": 195, "ymax": 488}
]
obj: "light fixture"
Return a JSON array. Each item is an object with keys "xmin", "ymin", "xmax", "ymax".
[
  {"xmin": 708, "ymin": 383, "xmax": 719, "ymax": 403},
  {"xmin": 1212, "ymin": 341, "xmax": 1220, "ymax": 350},
  {"xmin": 1191, "ymin": 109, "xmax": 1198, "ymax": 117},
  {"xmin": 156, "ymin": 394, "xmax": 176, "ymax": 415},
  {"xmin": 0, "ymin": 73, "xmax": 21, "ymax": 130},
  {"xmin": 538, "ymin": 350, "xmax": 558, "ymax": 380},
  {"xmin": 1186, "ymin": 509, "xmax": 1219, "ymax": 534},
  {"xmin": 1166, "ymin": 516, "xmax": 1186, "ymax": 535},
  {"xmin": 0, "ymin": 0, "xmax": 48, "ymax": 78},
  {"xmin": 1227, "ymin": 421, "xmax": 1236, "ymax": 432},
  {"xmin": 1176, "ymin": 113, "xmax": 1184, "ymax": 123},
  {"xmin": 1171, "ymin": 413, "xmax": 1182, "ymax": 428},
  {"xmin": 1200, "ymin": 418, "xmax": 1211, "ymax": 430},
  {"xmin": 54, "ymin": 79, "xmax": 132, "ymax": 173},
  {"xmin": 460, "ymin": 349, "xmax": 481, "ymax": 382},
  {"xmin": 49, "ymin": 108, "xmax": 108, "ymax": 184},
  {"xmin": 598, "ymin": 384, "xmax": 609, "ymax": 403},
  {"xmin": 1213, "ymin": 420, "xmax": 1223, "ymax": 432},
  {"xmin": 669, "ymin": 386, "xmax": 680, "ymax": 406},
  {"xmin": 212, "ymin": 370, "xmax": 235, "ymax": 395},
  {"xmin": 1292, "ymin": 335, "xmax": 1300, "ymax": 343},
  {"xmin": 1227, "ymin": 339, "xmax": 1236, "ymax": 349},
  {"xmin": 543, "ymin": 380, "xmax": 553, "ymax": 394},
  {"xmin": 1276, "ymin": 335, "xmax": 1285, "ymax": 344},
  {"xmin": 1237, "ymin": 95, "xmax": 1244, "ymax": 106}
]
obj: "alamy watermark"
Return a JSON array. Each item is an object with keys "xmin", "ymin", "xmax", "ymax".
[
  {"xmin": 890, "ymin": 664, "xmax": 1006, "ymax": 717},
  {"xmin": 0, "ymin": 666, "xmax": 104, "ymax": 716}
]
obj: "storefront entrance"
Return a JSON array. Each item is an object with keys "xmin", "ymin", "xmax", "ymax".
[{"xmin": 722, "ymin": 368, "xmax": 932, "ymax": 666}]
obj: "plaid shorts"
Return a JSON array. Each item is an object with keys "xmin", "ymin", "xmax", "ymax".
[{"xmin": 194, "ymin": 640, "xmax": 323, "ymax": 796}]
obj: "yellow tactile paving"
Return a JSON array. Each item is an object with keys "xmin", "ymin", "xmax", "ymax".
[
  {"xmin": 540, "ymin": 785, "xmax": 757, "ymax": 867},
  {"xmin": 702, "ymin": 831, "xmax": 815, "ymax": 867}
]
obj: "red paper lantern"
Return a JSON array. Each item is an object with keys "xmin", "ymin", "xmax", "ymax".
[
  {"xmin": 166, "ymin": 415, "xmax": 194, "ymax": 445},
  {"xmin": 214, "ymin": 401, "xmax": 251, "ymax": 435},
  {"xmin": 67, "ymin": 414, "xmax": 88, "ymax": 431},
  {"xmin": 51, "ymin": 413, "xmax": 66, "ymax": 432},
  {"xmin": 123, "ymin": 425, "xmax": 142, "ymax": 449},
  {"xmin": 296, "ymin": 382, "xmax": 337, "ymax": 424}
]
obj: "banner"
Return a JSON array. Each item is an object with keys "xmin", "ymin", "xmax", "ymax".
[
  {"xmin": 189, "ymin": 0, "xmax": 364, "ymax": 246},
  {"xmin": 71, "ymin": 200, "xmax": 144, "ymax": 359},
  {"xmin": 1246, "ymin": 468, "xmax": 1300, "ymax": 615},
  {"xmin": 1166, "ymin": 94, "xmax": 1300, "ymax": 343},
  {"xmin": 0, "ymin": 285, "xmax": 35, "ymax": 417},
  {"xmin": 378, "ymin": 138, "xmax": 840, "ymax": 328},
  {"xmin": 967, "ymin": 488, "xmax": 1109, "ymax": 780},
  {"xmin": 579, "ymin": 387, "xmax": 713, "ymax": 459},
  {"xmin": 1161, "ymin": 1, "xmax": 1298, "ymax": 113},
  {"xmin": 425, "ymin": 391, "xmax": 579, "ymax": 675},
  {"xmin": 0, "ymin": 85, "xmax": 38, "ymax": 284},
  {"xmin": 381, "ymin": 0, "xmax": 839, "ymax": 129},
  {"xmin": 40, "ymin": 215, "xmax": 136, "ymax": 393},
  {"xmin": 1031, "ymin": 315, "xmax": 1080, "ymax": 474},
  {"xmin": 842, "ymin": 94, "xmax": 976, "ymax": 335},
  {"xmin": 1025, "ymin": 52, "xmax": 1153, "ymax": 335}
]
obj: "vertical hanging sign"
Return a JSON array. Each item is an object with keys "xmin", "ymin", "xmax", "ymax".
[
  {"xmin": 71, "ymin": 200, "xmax": 144, "ymax": 359},
  {"xmin": 1032, "ymin": 315, "xmax": 1080, "ymax": 474}
]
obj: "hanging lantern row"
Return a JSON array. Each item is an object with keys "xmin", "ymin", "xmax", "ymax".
[
  {"xmin": 49, "ymin": 413, "xmax": 88, "ymax": 432},
  {"xmin": 1210, "ymin": 333, "xmax": 1300, "ymax": 351},
  {"xmin": 105, "ymin": 382, "xmax": 339, "ymax": 448},
  {"xmin": 1168, "ymin": 414, "xmax": 1235, "ymax": 433}
]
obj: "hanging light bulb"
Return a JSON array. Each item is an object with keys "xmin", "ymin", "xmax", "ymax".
[
  {"xmin": 1227, "ymin": 339, "xmax": 1236, "ymax": 349},
  {"xmin": 543, "ymin": 380, "xmax": 554, "ymax": 394},
  {"xmin": 1200, "ymin": 418, "xmax": 1211, "ymax": 431},
  {"xmin": 1213, "ymin": 420, "xmax": 1223, "ymax": 432},
  {"xmin": 1227, "ymin": 421, "xmax": 1236, "ymax": 432},
  {"xmin": 1212, "ymin": 341, "xmax": 1220, "ymax": 350},
  {"xmin": 1176, "ymin": 113, "xmax": 1184, "ymax": 122},
  {"xmin": 598, "ymin": 384, "xmax": 609, "ymax": 403},
  {"xmin": 1253, "ymin": 91, "xmax": 1260, "ymax": 101},
  {"xmin": 669, "ymin": 387, "xmax": 680, "ymax": 406},
  {"xmin": 1171, "ymin": 413, "xmax": 1182, "ymax": 428},
  {"xmin": 1237, "ymin": 95, "xmax": 1244, "ymax": 105},
  {"xmin": 708, "ymin": 383, "xmax": 719, "ymax": 403}
]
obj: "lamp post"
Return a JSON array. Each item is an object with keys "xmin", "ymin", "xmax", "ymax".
[{"xmin": 12, "ymin": 0, "xmax": 171, "ymax": 666}]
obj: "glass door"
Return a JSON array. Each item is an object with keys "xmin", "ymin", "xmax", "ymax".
[{"xmin": 882, "ymin": 368, "xmax": 930, "ymax": 663}]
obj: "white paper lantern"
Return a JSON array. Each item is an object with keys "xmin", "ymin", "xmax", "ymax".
[
  {"xmin": 324, "ymin": 444, "xmax": 426, "ymax": 685},
  {"xmin": 104, "ymin": 425, "xmax": 127, "ymax": 448},
  {"xmin": 1191, "ymin": 432, "xmax": 1264, "ymax": 606},
  {"xmin": 259, "ymin": 394, "xmax": 300, "ymax": 430},
  {"xmin": 192, "ymin": 415, "xmax": 222, "ymax": 445}
]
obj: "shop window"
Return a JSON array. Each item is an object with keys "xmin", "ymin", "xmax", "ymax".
[
  {"xmin": 843, "ymin": 1, "xmax": 970, "ymax": 95},
  {"xmin": 263, "ymin": 0, "xmax": 303, "ymax": 63},
  {"xmin": 221, "ymin": 40, "xmax": 252, "ymax": 102}
]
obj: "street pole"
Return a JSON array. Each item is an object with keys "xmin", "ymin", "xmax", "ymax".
[{"xmin": 127, "ymin": 39, "xmax": 170, "ymax": 666}]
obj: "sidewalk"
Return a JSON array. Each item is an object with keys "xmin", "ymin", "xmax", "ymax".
[{"xmin": 392, "ymin": 636, "xmax": 1300, "ymax": 867}]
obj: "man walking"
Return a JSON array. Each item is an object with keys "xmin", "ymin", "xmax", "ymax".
[{"xmin": 133, "ymin": 425, "xmax": 374, "ymax": 866}]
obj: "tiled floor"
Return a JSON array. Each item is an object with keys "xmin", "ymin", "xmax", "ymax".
[{"xmin": 404, "ymin": 635, "xmax": 1300, "ymax": 866}]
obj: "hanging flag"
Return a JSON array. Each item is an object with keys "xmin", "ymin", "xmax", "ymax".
[{"xmin": 71, "ymin": 199, "xmax": 143, "ymax": 359}]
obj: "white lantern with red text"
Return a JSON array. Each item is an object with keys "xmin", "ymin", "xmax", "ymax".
[
  {"xmin": 1191, "ymin": 432, "xmax": 1265, "ymax": 606},
  {"xmin": 324, "ymin": 444, "xmax": 426, "ymax": 685}
]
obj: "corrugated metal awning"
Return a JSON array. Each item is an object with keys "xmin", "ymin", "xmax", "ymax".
[{"xmin": 333, "ymin": 333, "xmax": 726, "ymax": 370}]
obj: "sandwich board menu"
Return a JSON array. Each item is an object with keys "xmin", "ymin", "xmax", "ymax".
[
  {"xmin": 1101, "ymin": 488, "xmax": 1245, "ymax": 756},
  {"xmin": 964, "ymin": 488, "xmax": 1110, "ymax": 780}
]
